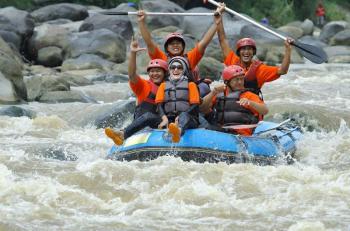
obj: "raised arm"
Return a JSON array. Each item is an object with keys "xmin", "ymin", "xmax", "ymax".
[
  {"xmin": 197, "ymin": 3, "xmax": 226, "ymax": 54},
  {"xmin": 137, "ymin": 10, "xmax": 157, "ymax": 55},
  {"xmin": 277, "ymin": 38, "xmax": 293, "ymax": 75},
  {"xmin": 216, "ymin": 3, "xmax": 231, "ymax": 59},
  {"xmin": 128, "ymin": 37, "xmax": 146, "ymax": 84}
]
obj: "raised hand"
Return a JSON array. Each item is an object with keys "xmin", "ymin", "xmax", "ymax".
[
  {"xmin": 130, "ymin": 36, "xmax": 147, "ymax": 53},
  {"xmin": 158, "ymin": 116, "xmax": 169, "ymax": 129},
  {"xmin": 214, "ymin": 2, "xmax": 225, "ymax": 25},
  {"xmin": 137, "ymin": 10, "xmax": 146, "ymax": 22}
]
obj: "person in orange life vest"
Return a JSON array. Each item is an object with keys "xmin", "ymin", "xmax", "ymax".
[
  {"xmin": 217, "ymin": 10, "xmax": 293, "ymax": 98},
  {"xmin": 200, "ymin": 65, "xmax": 268, "ymax": 136},
  {"xmin": 315, "ymin": 3, "xmax": 325, "ymax": 27},
  {"xmin": 105, "ymin": 38, "xmax": 168, "ymax": 145},
  {"xmin": 136, "ymin": 3, "xmax": 226, "ymax": 73},
  {"xmin": 155, "ymin": 56, "xmax": 200, "ymax": 143}
]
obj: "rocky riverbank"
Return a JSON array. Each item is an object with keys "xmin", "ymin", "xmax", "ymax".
[{"xmin": 1, "ymin": 0, "xmax": 350, "ymax": 105}]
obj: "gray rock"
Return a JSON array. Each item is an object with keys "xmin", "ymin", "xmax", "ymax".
[
  {"xmin": 300, "ymin": 19, "xmax": 314, "ymax": 36},
  {"xmin": 65, "ymin": 29, "xmax": 126, "ymax": 63},
  {"xmin": 183, "ymin": 7, "xmax": 214, "ymax": 40},
  {"xmin": 141, "ymin": 0, "xmax": 185, "ymax": 30},
  {"xmin": 37, "ymin": 46, "xmax": 63, "ymax": 67},
  {"xmin": 0, "ymin": 106, "xmax": 36, "ymax": 118},
  {"xmin": 319, "ymin": 21, "xmax": 348, "ymax": 43},
  {"xmin": 38, "ymin": 90, "xmax": 96, "ymax": 103},
  {"xmin": 0, "ymin": 37, "xmax": 26, "ymax": 100},
  {"xmin": 277, "ymin": 26, "xmax": 304, "ymax": 39},
  {"xmin": 0, "ymin": 7, "xmax": 35, "ymax": 52},
  {"xmin": 0, "ymin": 71, "xmax": 18, "ymax": 103},
  {"xmin": 31, "ymin": 3, "xmax": 88, "ymax": 23},
  {"xmin": 80, "ymin": 11, "xmax": 133, "ymax": 41},
  {"xmin": 94, "ymin": 99, "xmax": 136, "ymax": 129},
  {"xmin": 61, "ymin": 54, "xmax": 115, "ymax": 71},
  {"xmin": 27, "ymin": 23, "xmax": 71, "ymax": 60},
  {"xmin": 24, "ymin": 70, "xmax": 71, "ymax": 101},
  {"xmin": 197, "ymin": 57, "xmax": 224, "ymax": 81},
  {"xmin": 330, "ymin": 29, "xmax": 350, "ymax": 46}
]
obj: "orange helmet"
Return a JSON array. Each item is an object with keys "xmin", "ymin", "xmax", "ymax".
[
  {"xmin": 236, "ymin": 38, "xmax": 256, "ymax": 55},
  {"xmin": 147, "ymin": 59, "xmax": 168, "ymax": 72},
  {"xmin": 222, "ymin": 65, "xmax": 245, "ymax": 83},
  {"xmin": 164, "ymin": 32, "xmax": 185, "ymax": 51}
]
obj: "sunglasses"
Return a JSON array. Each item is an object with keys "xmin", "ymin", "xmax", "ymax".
[{"xmin": 170, "ymin": 64, "xmax": 183, "ymax": 70}]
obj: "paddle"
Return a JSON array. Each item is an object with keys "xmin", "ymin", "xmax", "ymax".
[
  {"xmin": 254, "ymin": 119, "xmax": 292, "ymax": 135},
  {"xmin": 99, "ymin": 11, "xmax": 215, "ymax": 16},
  {"xmin": 203, "ymin": 0, "xmax": 328, "ymax": 64},
  {"xmin": 222, "ymin": 123, "xmax": 260, "ymax": 129}
]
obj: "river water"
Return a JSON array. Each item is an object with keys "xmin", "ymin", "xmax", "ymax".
[{"xmin": 1, "ymin": 63, "xmax": 350, "ymax": 231}]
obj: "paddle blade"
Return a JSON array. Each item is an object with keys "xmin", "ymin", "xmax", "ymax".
[{"xmin": 292, "ymin": 40, "xmax": 328, "ymax": 64}]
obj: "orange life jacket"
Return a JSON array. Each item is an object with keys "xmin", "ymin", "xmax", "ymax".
[{"xmin": 234, "ymin": 60, "xmax": 263, "ymax": 98}]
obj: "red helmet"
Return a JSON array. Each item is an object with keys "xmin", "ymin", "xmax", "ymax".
[
  {"xmin": 222, "ymin": 65, "xmax": 245, "ymax": 82},
  {"xmin": 164, "ymin": 32, "xmax": 185, "ymax": 51},
  {"xmin": 147, "ymin": 59, "xmax": 168, "ymax": 72},
  {"xmin": 236, "ymin": 38, "xmax": 256, "ymax": 55}
]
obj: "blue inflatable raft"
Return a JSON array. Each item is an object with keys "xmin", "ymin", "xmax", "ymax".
[{"xmin": 106, "ymin": 120, "xmax": 302, "ymax": 165}]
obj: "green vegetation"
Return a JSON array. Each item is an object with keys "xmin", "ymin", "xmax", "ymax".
[
  {"xmin": 0, "ymin": 0, "xmax": 140, "ymax": 10},
  {"xmin": 0, "ymin": 0, "xmax": 348, "ymax": 26}
]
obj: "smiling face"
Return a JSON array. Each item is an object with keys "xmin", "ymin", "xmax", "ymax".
[
  {"xmin": 239, "ymin": 46, "xmax": 255, "ymax": 65},
  {"xmin": 227, "ymin": 74, "xmax": 245, "ymax": 91},
  {"xmin": 148, "ymin": 67, "xmax": 165, "ymax": 85},
  {"xmin": 169, "ymin": 61, "xmax": 184, "ymax": 80},
  {"xmin": 166, "ymin": 39, "xmax": 184, "ymax": 56}
]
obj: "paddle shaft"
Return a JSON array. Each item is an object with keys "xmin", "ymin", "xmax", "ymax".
[
  {"xmin": 205, "ymin": 0, "xmax": 287, "ymax": 41},
  {"xmin": 222, "ymin": 123, "xmax": 259, "ymax": 129},
  {"xmin": 101, "ymin": 11, "xmax": 215, "ymax": 16}
]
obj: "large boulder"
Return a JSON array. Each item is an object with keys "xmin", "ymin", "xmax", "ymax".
[
  {"xmin": 0, "ymin": 106, "xmax": 36, "ymax": 118},
  {"xmin": 80, "ymin": 10, "xmax": 133, "ymax": 41},
  {"xmin": 140, "ymin": 0, "xmax": 185, "ymax": 30},
  {"xmin": 31, "ymin": 3, "xmax": 88, "ymax": 23},
  {"xmin": 38, "ymin": 90, "xmax": 96, "ymax": 103},
  {"xmin": 65, "ymin": 29, "xmax": 126, "ymax": 63},
  {"xmin": 300, "ymin": 19, "xmax": 314, "ymax": 36},
  {"xmin": 37, "ymin": 46, "xmax": 63, "ymax": 67},
  {"xmin": 0, "ymin": 72, "xmax": 18, "ymax": 103},
  {"xmin": 197, "ymin": 57, "xmax": 224, "ymax": 81},
  {"xmin": 0, "ymin": 7, "xmax": 35, "ymax": 52},
  {"xmin": 183, "ymin": 7, "xmax": 214, "ymax": 40},
  {"xmin": 61, "ymin": 54, "xmax": 115, "ymax": 71},
  {"xmin": 0, "ymin": 37, "xmax": 26, "ymax": 100},
  {"xmin": 319, "ymin": 21, "xmax": 348, "ymax": 43},
  {"xmin": 323, "ymin": 46, "xmax": 350, "ymax": 63},
  {"xmin": 240, "ymin": 24, "xmax": 281, "ymax": 44},
  {"xmin": 277, "ymin": 25, "xmax": 304, "ymax": 39},
  {"xmin": 94, "ymin": 99, "xmax": 136, "ymax": 129},
  {"xmin": 27, "ymin": 23, "xmax": 71, "ymax": 60},
  {"xmin": 329, "ymin": 29, "xmax": 350, "ymax": 46},
  {"xmin": 23, "ymin": 65, "xmax": 70, "ymax": 101}
]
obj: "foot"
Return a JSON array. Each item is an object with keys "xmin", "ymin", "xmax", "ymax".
[
  {"xmin": 168, "ymin": 123, "xmax": 181, "ymax": 143},
  {"xmin": 104, "ymin": 128, "xmax": 124, "ymax": 145}
]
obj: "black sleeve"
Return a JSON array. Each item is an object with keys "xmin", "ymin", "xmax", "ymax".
[{"xmin": 157, "ymin": 103, "xmax": 165, "ymax": 117}]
